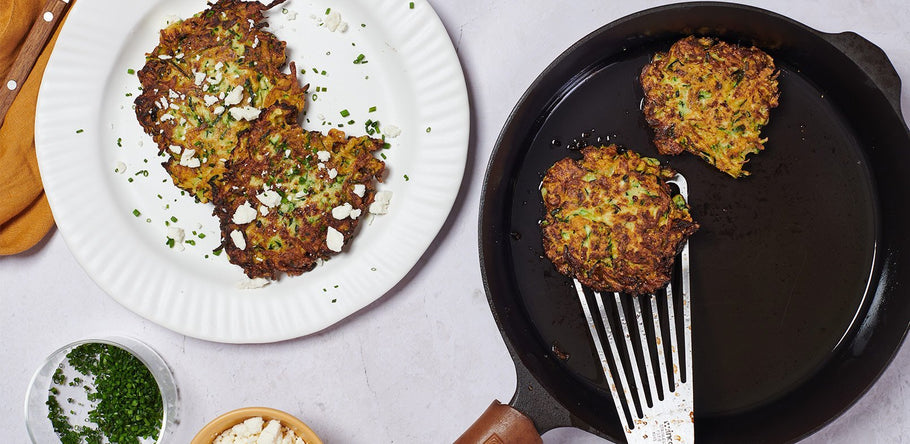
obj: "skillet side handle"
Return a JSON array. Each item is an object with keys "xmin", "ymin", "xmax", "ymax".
[
  {"xmin": 454, "ymin": 400, "xmax": 543, "ymax": 444},
  {"xmin": 823, "ymin": 31, "xmax": 904, "ymax": 116}
]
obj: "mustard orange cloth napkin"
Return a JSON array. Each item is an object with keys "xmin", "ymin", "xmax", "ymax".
[{"xmin": 0, "ymin": 0, "xmax": 73, "ymax": 255}]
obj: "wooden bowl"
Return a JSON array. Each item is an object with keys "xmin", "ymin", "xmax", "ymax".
[{"xmin": 191, "ymin": 407, "xmax": 323, "ymax": 444}]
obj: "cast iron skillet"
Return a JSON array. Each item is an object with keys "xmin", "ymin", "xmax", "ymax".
[{"xmin": 467, "ymin": 2, "xmax": 910, "ymax": 443}]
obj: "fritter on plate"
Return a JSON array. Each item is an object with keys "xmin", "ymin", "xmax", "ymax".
[
  {"xmin": 213, "ymin": 105, "xmax": 386, "ymax": 280},
  {"xmin": 134, "ymin": 0, "xmax": 307, "ymax": 202},
  {"xmin": 540, "ymin": 145, "xmax": 698, "ymax": 294},
  {"xmin": 640, "ymin": 36, "xmax": 779, "ymax": 177}
]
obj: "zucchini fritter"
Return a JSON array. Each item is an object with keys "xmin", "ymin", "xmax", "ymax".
[
  {"xmin": 213, "ymin": 105, "xmax": 386, "ymax": 280},
  {"xmin": 134, "ymin": 0, "xmax": 306, "ymax": 202},
  {"xmin": 540, "ymin": 145, "xmax": 698, "ymax": 294},
  {"xmin": 640, "ymin": 36, "xmax": 779, "ymax": 177}
]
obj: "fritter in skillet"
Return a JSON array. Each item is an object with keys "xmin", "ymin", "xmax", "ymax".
[
  {"xmin": 540, "ymin": 145, "xmax": 698, "ymax": 294},
  {"xmin": 134, "ymin": 0, "xmax": 307, "ymax": 203},
  {"xmin": 640, "ymin": 36, "xmax": 779, "ymax": 177},
  {"xmin": 213, "ymin": 105, "xmax": 386, "ymax": 280}
]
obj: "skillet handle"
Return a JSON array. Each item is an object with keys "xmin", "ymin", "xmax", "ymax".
[
  {"xmin": 822, "ymin": 31, "xmax": 904, "ymax": 116},
  {"xmin": 453, "ymin": 400, "xmax": 542, "ymax": 444}
]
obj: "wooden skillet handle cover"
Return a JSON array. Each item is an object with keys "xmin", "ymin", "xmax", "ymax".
[{"xmin": 454, "ymin": 400, "xmax": 542, "ymax": 444}]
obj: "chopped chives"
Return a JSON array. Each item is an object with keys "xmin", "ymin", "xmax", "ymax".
[
  {"xmin": 127, "ymin": 68, "xmax": 135, "ymax": 75},
  {"xmin": 404, "ymin": 174, "xmax": 410, "ymax": 181},
  {"xmin": 325, "ymin": 7, "xmax": 331, "ymax": 14},
  {"xmin": 132, "ymin": 209, "xmax": 141, "ymax": 217},
  {"xmin": 340, "ymin": 109, "xmax": 350, "ymax": 117},
  {"xmin": 75, "ymin": 129, "xmax": 84, "ymax": 134},
  {"xmin": 368, "ymin": 106, "xmax": 377, "ymax": 113},
  {"xmin": 409, "ymin": 2, "xmax": 415, "ymax": 9}
]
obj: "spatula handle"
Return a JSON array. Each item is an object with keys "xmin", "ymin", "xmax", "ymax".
[{"xmin": 0, "ymin": 0, "xmax": 72, "ymax": 127}]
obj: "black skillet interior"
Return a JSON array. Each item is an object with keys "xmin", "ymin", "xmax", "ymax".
[{"xmin": 479, "ymin": 2, "xmax": 910, "ymax": 443}]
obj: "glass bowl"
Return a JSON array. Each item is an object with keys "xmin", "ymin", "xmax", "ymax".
[
  {"xmin": 191, "ymin": 407, "xmax": 323, "ymax": 444},
  {"xmin": 25, "ymin": 336, "xmax": 179, "ymax": 443}
]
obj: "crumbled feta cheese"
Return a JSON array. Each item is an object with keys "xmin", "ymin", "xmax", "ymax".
[
  {"xmin": 157, "ymin": 97, "xmax": 168, "ymax": 109},
  {"xmin": 236, "ymin": 277, "xmax": 270, "ymax": 290},
  {"xmin": 382, "ymin": 124, "xmax": 401, "ymax": 138},
  {"xmin": 286, "ymin": 11, "xmax": 298, "ymax": 21},
  {"xmin": 284, "ymin": 149, "xmax": 291, "ymax": 158},
  {"xmin": 256, "ymin": 189, "xmax": 282, "ymax": 208},
  {"xmin": 208, "ymin": 70, "xmax": 223, "ymax": 85},
  {"xmin": 167, "ymin": 226, "xmax": 184, "ymax": 243},
  {"xmin": 213, "ymin": 417, "xmax": 305, "ymax": 444},
  {"xmin": 350, "ymin": 208, "xmax": 362, "ymax": 219},
  {"xmin": 158, "ymin": 54, "xmax": 172, "ymax": 60},
  {"xmin": 338, "ymin": 21, "xmax": 349, "ymax": 32},
  {"xmin": 192, "ymin": 71, "xmax": 205, "ymax": 86},
  {"xmin": 353, "ymin": 184, "xmax": 366, "ymax": 197},
  {"xmin": 317, "ymin": 162, "xmax": 326, "ymax": 170},
  {"xmin": 325, "ymin": 11, "xmax": 342, "ymax": 31},
  {"xmin": 252, "ymin": 36, "xmax": 259, "ymax": 48},
  {"xmin": 369, "ymin": 190, "xmax": 393, "ymax": 214},
  {"xmin": 258, "ymin": 205, "xmax": 269, "ymax": 216},
  {"xmin": 214, "ymin": 61, "xmax": 224, "ymax": 70},
  {"xmin": 179, "ymin": 148, "xmax": 200, "ymax": 168},
  {"xmin": 293, "ymin": 190, "xmax": 307, "ymax": 200},
  {"xmin": 224, "ymin": 85, "xmax": 244, "ymax": 106},
  {"xmin": 113, "ymin": 161, "xmax": 126, "ymax": 174},
  {"xmin": 332, "ymin": 203, "xmax": 353, "ymax": 219},
  {"xmin": 162, "ymin": 14, "xmax": 180, "ymax": 27},
  {"xmin": 169, "ymin": 145, "xmax": 182, "ymax": 154},
  {"xmin": 168, "ymin": 89, "xmax": 179, "ymax": 99},
  {"xmin": 204, "ymin": 94, "xmax": 219, "ymax": 106},
  {"xmin": 232, "ymin": 201, "xmax": 257, "ymax": 224},
  {"xmin": 326, "ymin": 226, "xmax": 344, "ymax": 252},
  {"xmin": 228, "ymin": 106, "xmax": 261, "ymax": 121},
  {"xmin": 230, "ymin": 229, "xmax": 246, "ymax": 250},
  {"xmin": 213, "ymin": 105, "xmax": 225, "ymax": 115},
  {"xmin": 327, "ymin": 168, "xmax": 338, "ymax": 179},
  {"xmin": 316, "ymin": 150, "xmax": 331, "ymax": 162},
  {"xmin": 167, "ymin": 226, "xmax": 185, "ymax": 252}
]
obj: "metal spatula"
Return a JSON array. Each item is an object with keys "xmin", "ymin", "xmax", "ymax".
[{"xmin": 573, "ymin": 174, "xmax": 694, "ymax": 443}]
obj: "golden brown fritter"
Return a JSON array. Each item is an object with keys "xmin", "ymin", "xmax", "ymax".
[
  {"xmin": 540, "ymin": 145, "xmax": 698, "ymax": 294},
  {"xmin": 640, "ymin": 36, "xmax": 779, "ymax": 178},
  {"xmin": 134, "ymin": 0, "xmax": 307, "ymax": 202},
  {"xmin": 212, "ymin": 105, "xmax": 386, "ymax": 280}
]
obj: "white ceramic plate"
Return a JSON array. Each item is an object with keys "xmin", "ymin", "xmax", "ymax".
[{"xmin": 36, "ymin": 0, "xmax": 468, "ymax": 343}]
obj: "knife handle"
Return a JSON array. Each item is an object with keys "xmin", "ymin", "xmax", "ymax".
[{"xmin": 0, "ymin": 0, "xmax": 72, "ymax": 127}]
